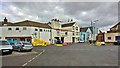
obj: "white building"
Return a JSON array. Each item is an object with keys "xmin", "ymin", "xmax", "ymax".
[
  {"xmin": 0, "ymin": 19, "xmax": 51, "ymax": 43},
  {"xmin": 61, "ymin": 22, "xmax": 80, "ymax": 43},
  {"xmin": 48, "ymin": 19, "xmax": 80, "ymax": 43},
  {"xmin": 0, "ymin": 18, "xmax": 80, "ymax": 44}
]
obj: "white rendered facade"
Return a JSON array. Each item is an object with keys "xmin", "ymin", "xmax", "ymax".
[{"xmin": 0, "ymin": 26, "xmax": 51, "ymax": 43}]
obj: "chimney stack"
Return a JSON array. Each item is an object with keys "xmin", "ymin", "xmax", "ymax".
[
  {"xmin": 3, "ymin": 17, "xmax": 8, "ymax": 26},
  {"xmin": 4, "ymin": 17, "xmax": 8, "ymax": 23}
]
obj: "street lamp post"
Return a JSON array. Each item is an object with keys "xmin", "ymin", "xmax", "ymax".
[{"xmin": 91, "ymin": 20, "xmax": 99, "ymax": 45}]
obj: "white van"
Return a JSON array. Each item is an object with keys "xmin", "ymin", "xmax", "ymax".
[{"xmin": 0, "ymin": 39, "xmax": 13, "ymax": 55}]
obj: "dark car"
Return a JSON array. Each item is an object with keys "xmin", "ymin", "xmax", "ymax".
[{"xmin": 12, "ymin": 41, "xmax": 33, "ymax": 52}]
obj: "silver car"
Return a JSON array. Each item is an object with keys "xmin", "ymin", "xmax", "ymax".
[
  {"xmin": 0, "ymin": 39, "xmax": 13, "ymax": 55},
  {"xmin": 12, "ymin": 41, "xmax": 33, "ymax": 52}
]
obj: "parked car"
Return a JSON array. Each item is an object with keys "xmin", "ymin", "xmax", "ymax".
[
  {"xmin": 12, "ymin": 41, "xmax": 33, "ymax": 52},
  {"xmin": 79, "ymin": 40, "xmax": 85, "ymax": 43},
  {"xmin": 0, "ymin": 39, "xmax": 13, "ymax": 55},
  {"xmin": 96, "ymin": 41, "xmax": 105, "ymax": 46}
]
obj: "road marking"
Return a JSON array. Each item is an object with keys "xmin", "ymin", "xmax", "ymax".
[{"xmin": 22, "ymin": 49, "xmax": 45, "ymax": 66}]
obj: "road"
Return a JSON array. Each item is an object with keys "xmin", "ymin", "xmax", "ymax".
[{"xmin": 2, "ymin": 43, "xmax": 118, "ymax": 67}]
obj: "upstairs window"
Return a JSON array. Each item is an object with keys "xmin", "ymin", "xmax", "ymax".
[
  {"xmin": 108, "ymin": 37, "xmax": 111, "ymax": 40},
  {"xmin": 76, "ymin": 27, "xmax": 78, "ymax": 30},
  {"xmin": 23, "ymin": 27, "xmax": 27, "ymax": 30},
  {"xmin": 40, "ymin": 29, "xmax": 42, "ymax": 32},
  {"xmin": 73, "ymin": 26, "xmax": 74, "ymax": 30},
  {"xmin": 35, "ymin": 29, "xmax": 38, "ymax": 31},
  {"xmin": 8, "ymin": 28, "xmax": 12, "ymax": 30},
  {"xmin": 57, "ymin": 31, "xmax": 60, "ymax": 34},
  {"xmin": 76, "ymin": 32, "xmax": 78, "ymax": 35},
  {"xmin": 65, "ymin": 32, "xmax": 68, "ymax": 35},
  {"xmin": 16, "ymin": 28, "xmax": 19, "ymax": 30}
]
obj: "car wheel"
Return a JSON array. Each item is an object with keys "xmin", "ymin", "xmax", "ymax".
[
  {"xmin": 29, "ymin": 49, "xmax": 32, "ymax": 52},
  {"xmin": 9, "ymin": 51, "xmax": 13, "ymax": 54},
  {"xmin": 18, "ymin": 48, "xmax": 21, "ymax": 52}
]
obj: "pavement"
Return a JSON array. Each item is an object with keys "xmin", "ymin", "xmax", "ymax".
[{"xmin": 1, "ymin": 43, "xmax": 119, "ymax": 67}]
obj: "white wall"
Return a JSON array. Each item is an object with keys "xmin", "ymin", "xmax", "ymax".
[
  {"xmin": 0, "ymin": 26, "xmax": 51, "ymax": 43},
  {"xmin": 39, "ymin": 28, "xmax": 51, "ymax": 43},
  {"xmin": 0, "ymin": 27, "xmax": 4, "ymax": 39},
  {"xmin": 62, "ymin": 23, "xmax": 80, "ymax": 43},
  {"xmin": 104, "ymin": 33, "xmax": 119, "ymax": 42},
  {"xmin": 64, "ymin": 32, "xmax": 72, "ymax": 42}
]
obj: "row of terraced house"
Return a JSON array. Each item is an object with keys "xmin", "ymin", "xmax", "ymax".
[
  {"xmin": 0, "ymin": 17, "xmax": 80, "ymax": 44},
  {"xmin": 97, "ymin": 22, "xmax": 120, "ymax": 45}
]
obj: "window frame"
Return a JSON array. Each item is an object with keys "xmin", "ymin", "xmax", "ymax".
[
  {"xmin": 16, "ymin": 28, "xmax": 19, "ymax": 30},
  {"xmin": 35, "ymin": 29, "xmax": 38, "ymax": 31},
  {"xmin": 108, "ymin": 37, "xmax": 111, "ymax": 40},
  {"xmin": 8, "ymin": 28, "xmax": 12, "ymax": 30},
  {"xmin": 23, "ymin": 27, "xmax": 27, "ymax": 30},
  {"xmin": 40, "ymin": 29, "xmax": 42, "ymax": 32}
]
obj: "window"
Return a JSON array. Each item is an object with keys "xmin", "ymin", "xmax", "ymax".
[
  {"xmin": 73, "ymin": 26, "xmax": 74, "ymax": 30},
  {"xmin": 0, "ymin": 41, "xmax": 9, "ymax": 45},
  {"xmin": 73, "ymin": 33, "xmax": 74, "ymax": 35},
  {"xmin": 76, "ymin": 33, "xmax": 78, "ymax": 35},
  {"xmin": 27, "ymin": 38, "xmax": 31, "ymax": 42},
  {"xmin": 108, "ymin": 37, "xmax": 111, "ymax": 40},
  {"xmin": 35, "ymin": 29, "xmax": 38, "ymax": 31},
  {"xmin": 8, "ymin": 28, "xmax": 12, "ymax": 30},
  {"xmin": 76, "ymin": 32, "xmax": 79, "ymax": 35},
  {"xmin": 65, "ymin": 32, "xmax": 68, "ymax": 35},
  {"xmin": 40, "ymin": 29, "xmax": 42, "ymax": 32},
  {"xmin": 50, "ymin": 30, "xmax": 51, "ymax": 32},
  {"xmin": 23, "ymin": 27, "xmax": 27, "ymax": 30},
  {"xmin": 16, "ymin": 28, "xmax": 19, "ymax": 30},
  {"xmin": 44, "ymin": 29, "xmax": 45, "ymax": 32},
  {"xmin": 57, "ymin": 31, "xmax": 60, "ymax": 34},
  {"xmin": 76, "ymin": 27, "xmax": 78, "ymax": 30}
]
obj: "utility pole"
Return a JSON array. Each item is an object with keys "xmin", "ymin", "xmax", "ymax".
[{"xmin": 91, "ymin": 20, "xmax": 99, "ymax": 45}]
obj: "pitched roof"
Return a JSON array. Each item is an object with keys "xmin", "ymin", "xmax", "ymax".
[
  {"xmin": 109, "ymin": 22, "xmax": 120, "ymax": 33},
  {"xmin": 80, "ymin": 27, "xmax": 93, "ymax": 33},
  {"xmin": 111, "ymin": 22, "xmax": 120, "ymax": 29},
  {"xmin": 53, "ymin": 28, "xmax": 73, "ymax": 32},
  {"xmin": 62, "ymin": 22, "xmax": 75, "ymax": 27},
  {"xmin": 80, "ymin": 27, "xmax": 88, "ymax": 32},
  {"xmin": 12, "ymin": 20, "xmax": 51, "ymax": 29},
  {"xmin": 0, "ymin": 21, "xmax": 14, "ymax": 26}
]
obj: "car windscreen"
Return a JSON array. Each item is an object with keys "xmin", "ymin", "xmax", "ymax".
[
  {"xmin": 0, "ymin": 41, "xmax": 9, "ymax": 45},
  {"xmin": 23, "ymin": 42, "xmax": 32, "ymax": 45}
]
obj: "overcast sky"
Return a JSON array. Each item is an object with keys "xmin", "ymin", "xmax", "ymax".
[{"xmin": 0, "ymin": 2, "xmax": 118, "ymax": 31}]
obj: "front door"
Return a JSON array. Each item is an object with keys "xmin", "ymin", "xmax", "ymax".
[{"xmin": 72, "ymin": 37, "xmax": 75, "ymax": 43}]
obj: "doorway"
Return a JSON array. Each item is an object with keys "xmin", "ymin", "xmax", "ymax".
[{"xmin": 72, "ymin": 37, "xmax": 75, "ymax": 43}]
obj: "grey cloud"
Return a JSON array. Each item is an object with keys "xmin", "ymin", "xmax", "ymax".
[{"xmin": 0, "ymin": 2, "xmax": 118, "ymax": 31}]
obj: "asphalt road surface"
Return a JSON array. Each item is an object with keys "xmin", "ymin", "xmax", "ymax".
[{"xmin": 2, "ymin": 43, "xmax": 118, "ymax": 67}]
